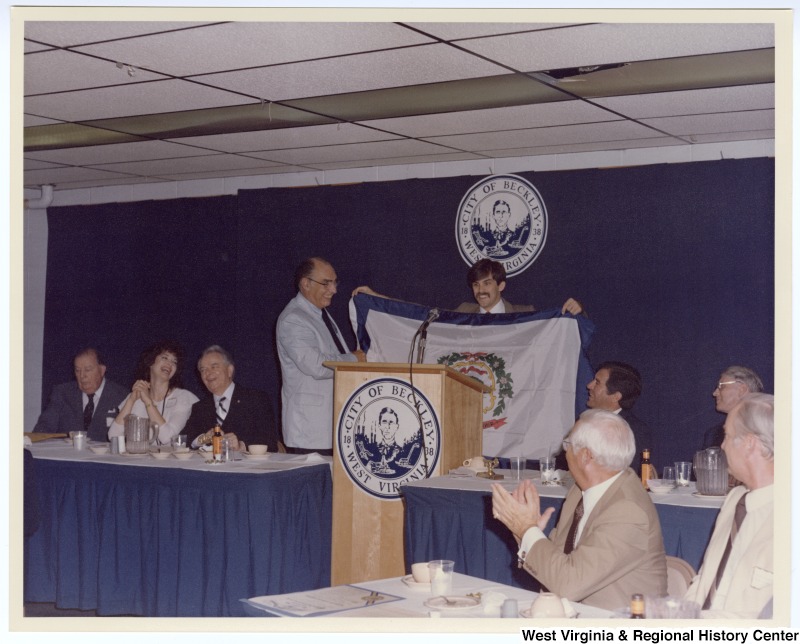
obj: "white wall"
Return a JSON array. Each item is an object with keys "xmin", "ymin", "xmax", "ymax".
[{"xmin": 23, "ymin": 138, "xmax": 774, "ymax": 425}]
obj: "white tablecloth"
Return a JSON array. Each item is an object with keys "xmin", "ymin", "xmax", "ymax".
[
  {"xmin": 27, "ymin": 439, "xmax": 331, "ymax": 474},
  {"xmin": 412, "ymin": 467, "xmax": 725, "ymax": 510},
  {"xmin": 243, "ymin": 572, "xmax": 613, "ymax": 619}
]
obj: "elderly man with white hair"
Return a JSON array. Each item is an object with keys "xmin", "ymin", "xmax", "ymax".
[
  {"xmin": 685, "ymin": 392, "xmax": 774, "ymax": 618},
  {"xmin": 492, "ymin": 409, "xmax": 667, "ymax": 610}
]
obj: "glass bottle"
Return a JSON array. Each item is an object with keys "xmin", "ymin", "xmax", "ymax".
[
  {"xmin": 630, "ymin": 593, "xmax": 645, "ymax": 619},
  {"xmin": 212, "ymin": 424, "xmax": 224, "ymax": 462},
  {"xmin": 641, "ymin": 449, "xmax": 652, "ymax": 489}
]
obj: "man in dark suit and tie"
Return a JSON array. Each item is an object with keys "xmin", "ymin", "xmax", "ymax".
[
  {"xmin": 585, "ymin": 361, "xmax": 653, "ymax": 475},
  {"xmin": 33, "ymin": 347, "xmax": 128, "ymax": 442},
  {"xmin": 183, "ymin": 345, "xmax": 280, "ymax": 452}
]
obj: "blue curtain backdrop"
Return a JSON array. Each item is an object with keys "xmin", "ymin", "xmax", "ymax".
[{"xmin": 39, "ymin": 158, "xmax": 774, "ymax": 469}]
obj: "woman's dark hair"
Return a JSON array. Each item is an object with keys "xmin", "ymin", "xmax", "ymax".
[{"xmin": 134, "ymin": 340, "xmax": 185, "ymax": 390}]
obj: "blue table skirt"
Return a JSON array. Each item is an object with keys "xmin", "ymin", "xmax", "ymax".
[
  {"xmin": 24, "ymin": 459, "xmax": 332, "ymax": 616},
  {"xmin": 402, "ymin": 486, "xmax": 718, "ymax": 590}
]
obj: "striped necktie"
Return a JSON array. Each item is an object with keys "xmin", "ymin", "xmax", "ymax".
[{"xmin": 216, "ymin": 396, "xmax": 228, "ymax": 426}]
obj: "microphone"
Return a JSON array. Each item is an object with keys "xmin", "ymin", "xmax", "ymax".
[
  {"xmin": 418, "ymin": 307, "xmax": 440, "ymax": 334},
  {"xmin": 414, "ymin": 308, "xmax": 440, "ymax": 363}
]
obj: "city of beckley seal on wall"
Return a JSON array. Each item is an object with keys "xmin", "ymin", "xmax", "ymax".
[
  {"xmin": 455, "ymin": 174, "xmax": 548, "ymax": 276},
  {"xmin": 336, "ymin": 377, "xmax": 441, "ymax": 500}
]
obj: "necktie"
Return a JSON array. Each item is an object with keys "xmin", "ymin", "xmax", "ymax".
[
  {"xmin": 216, "ymin": 397, "xmax": 228, "ymax": 426},
  {"xmin": 322, "ymin": 308, "xmax": 346, "ymax": 353},
  {"xmin": 563, "ymin": 496, "xmax": 585, "ymax": 554},
  {"xmin": 83, "ymin": 393, "xmax": 95, "ymax": 430},
  {"xmin": 703, "ymin": 492, "xmax": 748, "ymax": 609}
]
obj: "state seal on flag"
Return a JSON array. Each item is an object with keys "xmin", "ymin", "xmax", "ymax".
[
  {"xmin": 455, "ymin": 174, "xmax": 548, "ymax": 276},
  {"xmin": 336, "ymin": 377, "xmax": 441, "ymax": 500}
]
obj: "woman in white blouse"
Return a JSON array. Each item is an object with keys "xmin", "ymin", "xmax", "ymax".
[{"xmin": 108, "ymin": 341, "xmax": 198, "ymax": 445}]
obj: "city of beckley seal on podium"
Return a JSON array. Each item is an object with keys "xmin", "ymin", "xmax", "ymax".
[
  {"xmin": 455, "ymin": 174, "xmax": 548, "ymax": 277},
  {"xmin": 336, "ymin": 377, "xmax": 441, "ymax": 500}
]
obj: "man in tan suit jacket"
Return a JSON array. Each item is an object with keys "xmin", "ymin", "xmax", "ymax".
[
  {"xmin": 492, "ymin": 409, "xmax": 667, "ymax": 610},
  {"xmin": 685, "ymin": 393, "xmax": 773, "ymax": 618},
  {"xmin": 454, "ymin": 258, "xmax": 581, "ymax": 315}
]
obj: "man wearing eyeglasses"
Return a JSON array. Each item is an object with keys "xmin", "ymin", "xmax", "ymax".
[
  {"xmin": 704, "ymin": 366, "xmax": 764, "ymax": 449},
  {"xmin": 685, "ymin": 393, "xmax": 773, "ymax": 618},
  {"xmin": 491, "ymin": 409, "xmax": 667, "ymax": 610},
  {"xmin": 277, "ymin": 257, "xmax": 366, "ymax": 455}
]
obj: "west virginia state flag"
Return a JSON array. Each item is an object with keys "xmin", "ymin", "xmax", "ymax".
[{"xmin": 350, "ymin": 293, "xmax": 595, "ymax": 460}]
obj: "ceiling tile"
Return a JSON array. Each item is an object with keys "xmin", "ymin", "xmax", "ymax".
[
  {"xmin": 196, "ymin": 44, "xmax": 509, "ymax": 102},
  {"xmin": 25, "ymin": 48, "xmax": 169, "ymax": 95},
  {"xmin": 166, "ymin": 122, "xmax": 402, "ymax": 153},
  {"xmin": 25, "ymin": 139, "xmax": 218, "ymax": 166},
  {"xmin": 427, "ymin": 120, "xmax": 662, "ymax": 151},
  {"xmin": 89, "ymin": 153, "xmax": 285, "ymax": 177},
  {"xmin": 458, "ymin": 23, "xmax": 774, "ymax": 73},
  {"xmin": 71, "ymin": 22, "xmax": 438, "ymax": 77},
  {"xmin": 642, "ymin": 110, "xmax": 774, "ymax": 136},
  {"xmin": 358, "ymin": 100, "xmax": 617, "ymax": 138},
  {"xmin": 405, "ymin": 23, "xmax": 579, "ymax": 40},
  {"xmin": 24, "ymin": 165, "xmax": 141, "ymax": 186},
  {"xmin": 24, "ymin": 21, "xmax": 215, "ymax": 48},
  {"xmin": 247, "ymin": 139, "xmax": 454, "ymax": 165},
  {"xmin": 593, "ymin": 84, "xmax": 775, "ymax": 118},
  {"xmin": 24, "ymin": 78, "xmax": 250, "ymax": 122}
]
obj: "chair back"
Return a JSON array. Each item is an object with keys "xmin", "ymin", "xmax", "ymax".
[{"xmin": 666, "ymin": 556, "xmax": 696, "ymax": 596}]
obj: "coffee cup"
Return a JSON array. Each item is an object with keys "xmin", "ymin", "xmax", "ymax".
[
  {"xmin": 411, "ymin": 562, "xmax": 431, "ymax": 583},
  {"xmin": 531, "ymin": 592, "xmax": 566, "ymax": 618}
]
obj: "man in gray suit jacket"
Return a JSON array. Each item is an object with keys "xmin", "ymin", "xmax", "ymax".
[
  {"xmin": 492, "ymin": 409, "xmax": 667, "ymax": 610},
  {"xmin": 33, "ymin": 348, "xmax": 128, "ymax": 442},
  {"xmin": 277, "ymin": 257, "xmax": 365, "ymax": 455},
  {"xmin": 685, "ymin": 393, "xmax": 773, "ymax": 618},
  {"xmin": 454, "ymin": 258, "xmax": 582, "ymax": 315}
]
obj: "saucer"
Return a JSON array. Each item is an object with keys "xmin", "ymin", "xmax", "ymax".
[
  {"xmin": 150, "ymin": 451, "xmax": 171, "ymax": 460},
  {"xmin": 424, "ymin": 596, "xmax": 480, "ymax": 611},
  {"xmin": 244, "ymin": 452, "xmax": 270, "ymax": 460},
  {"xmin": 401, "ymin": 575, "xmax": 430, "ymax": 590},
  {"xmin": 520, "ymin": 607, "xmax": 576, "ymax": 618},
  {"xmin": 120, "ymin": 451, "xmax": 149, "ymax": 457},
  {"xmin": 173, "ymin": 451, "xmax": 195, "ymax": 460},
  {"xmin": 692, "ymin": 491, "xmax": 726, "ymax": 497}
]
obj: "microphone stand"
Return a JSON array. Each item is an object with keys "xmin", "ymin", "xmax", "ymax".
[{"xmin": 407, "ymin": 308, "xmax": 439, "ymax": 478}]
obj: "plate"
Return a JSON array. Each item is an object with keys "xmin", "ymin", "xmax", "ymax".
[
  {"xmin": 401, "ymin": 575, "xmax": 430, "ymax": 590},
  {"xmin": 520, "ymin": 607, "xmax": 577, "ymax": 618},
  {"xmin": 150, "ymin": 451, "xmax": 171, "ymax": 460},
  {"xmin": 692, "ymin": 491, "xmax": 727, "ymax": 497},
  {"xmin": 120, "ymin": 451, "xmax": 149, "ymax": 457},
  {"xmin": 424, "ymin": 596, "xmax": 480, "ymax": 610},
  {"xmin": 244, "ymin": 453, "xmax": 270, "ymax": 460}
]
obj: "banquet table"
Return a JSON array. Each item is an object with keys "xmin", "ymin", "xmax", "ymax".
[
  {"xmin": 24, "ymin": 441, "xmax": 333, "ymax": 617},
  {"xmin": 241, "ymin": 571, "xmax": 614, "ymax": 619},
  {"xmin": 402, "ymin": 468, "xmax": 724, "ymax": 590}
]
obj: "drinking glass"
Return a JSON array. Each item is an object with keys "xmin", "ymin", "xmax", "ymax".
[
  {"xmin": 674, "ymin": 461, "xmax": 692, "ymax": 487},
  {"xmin": 428, "ymin": 560, "xmax": 454, "ymax": 595},
  {"xmin": 510, "ymin": 456, "xmax": 525, "ymax": 480},
  {"xmin": 539, "ymin": 456, "xmax": 556, "ymax": 485},
  {"xmin": 662, "ymin": 466, "xmax": 675, "ymax": 484}
]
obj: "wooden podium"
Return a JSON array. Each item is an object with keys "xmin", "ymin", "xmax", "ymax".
[{"xmin": 324, "ymin": 362, "xmax": 486, "ymax": 585}]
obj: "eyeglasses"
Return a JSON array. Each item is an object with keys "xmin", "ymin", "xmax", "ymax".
[
  {"xmin": 307, "ymin": 277, "xmax": 339, "ymax": 288},
  {"xmin": 561, "ymin": 439, "xmax": 572, "ymax": 452},
  {"xmin": 715, "ymin": 380, "xmax": 740, "ymax": 391}
]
